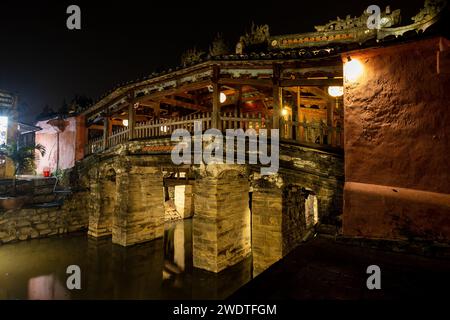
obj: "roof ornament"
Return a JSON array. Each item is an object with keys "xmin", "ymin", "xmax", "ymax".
[
  {"xmin": 181, "ymin": 47, "xmax": 206, "ymax": 67},
  {"xmin": 235, "ymin": 23, "xmax": 270, "ymax": 54},
  {"xmin": 411, "ymin": 0, "xmax": 447, "ymax": 23},
  {"xmin": 314, "ymin": 6, "xmax": 401, "ymax": 32},
  {"xmin": 209, "ymin": 33, "xmax": 230, "ymax": 57}
]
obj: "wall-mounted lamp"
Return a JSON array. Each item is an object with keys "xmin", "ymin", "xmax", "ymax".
[
  {"xmin": 281, "ymin": 108, "xmax": 289, "ymax": 116},
  {"xmin": 344, "ymin": 56, "xmax": 364, "ymax": 83},
  {"xmin": 122, "ymin": 119, "xmax": 129, "ymax": 127},
  {"xmin": 328, "ymin": 86, "xmax": 344, "ymax": 97},
  {"xmin": 220, "ymin": 92, "xmax": 227, "ymax": 104}
]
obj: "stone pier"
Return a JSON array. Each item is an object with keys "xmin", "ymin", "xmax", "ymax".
[
  {"xmin": 251, "ymin": 175, "xmax": 322, "ymax": 275},
  {"xmin": 88, "ymin": 157, "xmax": 165, "ymax": 247},
  {"xmin": 193, "ymin": 165, "xmax": 251, "ymax": 273},
  {"xmin": 88, "ymin": 168, "xmax": 116, "ymax": 238}
]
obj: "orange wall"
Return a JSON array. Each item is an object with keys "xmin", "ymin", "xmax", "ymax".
[{"xmin": 343, "ymin": 37, "xmax": 450, "ymax": 242}]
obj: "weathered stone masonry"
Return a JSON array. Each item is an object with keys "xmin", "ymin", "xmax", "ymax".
[
  {"xmin": 0, "ymin": 191, "xmax": 88, "ymax": 244},
  {"xmin": 251, "ymin": 142, "xmax": 344, "ymax": 274},
  {"xmin": 87, "ymin": 154, "xmax": 165, "ymax": 246},
  {"xmin": 193, "ymin": 165, "xmax": 251, "ymax": 273}
]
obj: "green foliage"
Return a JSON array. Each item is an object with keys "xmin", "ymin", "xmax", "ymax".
[
  {"xmin": 52, "ymin": 168, "xmax": 65, "ymax": 180},
  {"xmin": 0, "ymin": 142, "xmax": 46, "ymax": 175}
]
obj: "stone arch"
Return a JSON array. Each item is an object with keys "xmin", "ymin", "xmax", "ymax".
[{"xmin": 282, "ymin": 184, "xmax": 319, "ymax": 233}]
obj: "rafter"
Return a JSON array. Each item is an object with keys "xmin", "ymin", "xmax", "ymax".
[
  {"xmin": 133, "ymin": 80, "xmax": 211, "ymax": 104},
  {"xmin": 159, "ymin": 98, "xmax": 209, "ymax": 112}
]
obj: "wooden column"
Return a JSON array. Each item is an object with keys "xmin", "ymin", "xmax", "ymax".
[
  {"xmin": 293, "ymin": 102, "xmax": 298, "ymax": 141},
  {"xmin": 212, "ymin": 65, "xmax": 221, "ymax": 130},
  {"xmin": 327, "ymin": 100, "xmax": 334, "ymax": 145},
  {"xmin": 154, "ymin": 102, "xmax": 160, "ymax": 121},
  {"xmin": 235, "ymin": 85, "xmax": 242, "ymax": 116},
  {"xmin": 272, "ymin": 64, "xmax": 281, "ymax": 130},
  {"xmin": 128, "ymin": 102, "xmax": 136, "ymax": 140},
  {"xmin": 102, "ymin": 116, "xmax": 109, "ymax": 150},
  {"xmin": 108, "ymin": 118, "xmax": 113, "ymax": 135},
  {"xmin": 84, "ymin": 121, "xmax": 90, "ymax": 156}
]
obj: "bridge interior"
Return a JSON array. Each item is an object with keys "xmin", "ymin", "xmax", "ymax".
[{"xmin": 84, "ymin": 58, "xmax": 344, "ymax": 155}]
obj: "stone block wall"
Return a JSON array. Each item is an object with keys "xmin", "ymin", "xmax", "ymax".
[
  {"xmin": 113, "ymin": 167, "xmax": 164, "ymax": 246},
  {"xmin": 86, "ymin": 156, "xmax": 165, "ymax": 247},
  {"xmin": 193, "ymin": 166, "xmax": 251, "ymax": 273},
  {"xmin": 282, "ymin": 185, "xmax": 309, "ymax": 253},
  {"xmin": 252, "ymin": 187, "xmax": 283, "ymax": 275},
  {"xmin": 0, "ymin": 191, "xmax": 88, "ymax": 244},
  {"xmin": 279, "ymin": 143, "xmax": 344, "ymax": 227},
  {"xmin": 88, "ymin": 169, "xmax": 116, "ymax": 238},
  {"xmin": 252, "ymin": 174, "xmax": 328, "ymax": 275}
]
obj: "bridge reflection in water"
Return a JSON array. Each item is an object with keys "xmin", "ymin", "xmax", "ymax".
[{"xmin": 0, "ymin": 219, "xmax": 252, "ymax": 300}]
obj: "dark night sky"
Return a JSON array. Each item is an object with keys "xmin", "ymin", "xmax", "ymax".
[{"xmin": 0, "ymin": 0, "xmax": 423, "ymax": 123}]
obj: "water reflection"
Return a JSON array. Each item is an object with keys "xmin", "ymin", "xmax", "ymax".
[
  {"xmin": 28, "ymin": 275, "xmax": 69, "ymax": 300},
  {"xmin": 0, "ymin": 219, "xmax": 252, "ymax": 300}
]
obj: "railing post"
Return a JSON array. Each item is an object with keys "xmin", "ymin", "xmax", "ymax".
[
  {"xmin": 212, "ymin": 65, "xmax": 221, "ymax": 130},
  {"xmin": 128, "ymin": 102, "xmax": 135, "ymax": 140},
  {"xmin": 327, "ymin": 100, "xmax": 334, "ymax": 145},
  {"xmin": 102, "ymin": 116, "xmax": 109, "ymax": 151}
]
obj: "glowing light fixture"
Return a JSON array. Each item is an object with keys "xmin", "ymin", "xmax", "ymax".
[
  {"xmin": 281, "ymin": 108, "xmax": 289, "ymax": 116},
  {"xmin": 122, "ymin": 119, "xmax": 129, "ymax": 127},
  {"xmin": 220, "ymin": 92, "xmax": 227, "ymax": 103},
  {"xmin": 344, "ymin": 57, "xmax": 363, "ymax": 83},
  {"xmin": 328, "ymin": 86, "xmax": 344, "ymax": 97}
]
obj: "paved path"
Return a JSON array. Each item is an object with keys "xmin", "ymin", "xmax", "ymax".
[{"xmin": 230, "ymin": 238, "xmax": 450, "ymax": 300}]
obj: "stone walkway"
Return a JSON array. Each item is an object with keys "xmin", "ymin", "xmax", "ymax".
[{"xmin": 230, "ymin": 237, "xmax": 450, "ymax": 300}]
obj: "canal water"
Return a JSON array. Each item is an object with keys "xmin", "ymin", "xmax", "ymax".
[{"xmin": 0, "ymin": 219, "xmax": 253, "ymax": 299}]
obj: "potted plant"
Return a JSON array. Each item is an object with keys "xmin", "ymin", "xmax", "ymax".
[{"xmin": 0, "ymin": 142, "xmax": 45, "ymax": 210}]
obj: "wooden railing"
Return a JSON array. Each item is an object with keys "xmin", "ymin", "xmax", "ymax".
[
  {"xmin": 85, "ymin": 112, "xmax": 343, "ymax": 156},
  {"xmin": 85, "ymin": 136, "xmax": 103, "ymax": 156},
  {"xmin": 280, "ymin": 117, "xmax": 344, "ymax": 148},
  {"xmin": 107, "ymin": 127, "xmax": 129, "ymax": 149},
  {"xmin": 220, "ymin": 112, "xmax": 269, "ymax": 132},
  {"xmin": 135, "ymin": 112, "xmax": 212, "ymax": 138}
]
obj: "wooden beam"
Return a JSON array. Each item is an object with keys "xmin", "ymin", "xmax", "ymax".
[
  {"xmin": 83, "ymin": 91, "xmax": 131, "ymax": 117},
  {"xmin": 128, "ymin": 102, "xmax": 135, "ymax": 140},
  {"xmin": 272, "ymin": 64, "xmax": 281, "ymax": 129},
  {"xmin": 280, "ymin": 78, "xmax": 342, "ymax": 87},
  {"xmin": 240, "ymin": 94, "xmax": 269, "ymax": 102},
  {"xmin": 102, "ymin": 117, "xmax": 109, "ymax": 150},
  {"xmin": 159, "ymin": 98, "xmax": 208, "ymax": 112},
  {"xmin": 218, "ymin": 78, "xmax": 272, "ymax": 88},
  {"xmin": 154, "ymin": 102, "xmax": 161, "ymax": 121},
  {"xmin": 301, "ymin": 87, "xmax": 334, "ymax": 102},
  {"xmin": 175, "ymin": 92, "xmax": 196, "ymax": 100},
  {"xmin": 212, "ymin": 65, "xmax": 221, "ymax": 129},
  {"xmin": 163, "ymin": 178, "xmax": 195, "ymax": 187},
  {"xmin": 133, "ymin": 80, "xmax": 211, "ymax": 104}
]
